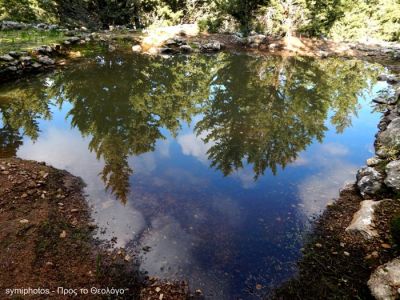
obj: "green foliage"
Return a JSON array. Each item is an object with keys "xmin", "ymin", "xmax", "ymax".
[
  {"xmin": 0, "ymin": 51, "xmax": 381, "ymax": 203},
  {"xmin": 0, "ymin": 0, "xmax": 398, "ymax": 41},
  {"xmin": 390, "ymin": 215, "xmax": 400, "ymax": 246},
  {"xmin": 216, "ymin": 0, "xmax": 268, "ymax": 34},
  {"xmin": 330, "ymin": 0, "xmax": 400, "ymax": 42},
  {"xmin": 256, "ymin": 0, "xmax": 310, "ymax": 37},
  {"xmin": 0, "ymin": 0, "xmax": 58, "ymax": 23},
  {"xmin": 0, "ymin": 28, "xmax": 65, "ymax": 53}
]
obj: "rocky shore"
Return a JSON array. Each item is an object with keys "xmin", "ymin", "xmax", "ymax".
[
  {"xmin": 274, "ymin": 73, "xmax": 400, "ymax": 299},
  {"xmin": 0, "ymin": 158, "xmax": 192, "ymax": 300}
]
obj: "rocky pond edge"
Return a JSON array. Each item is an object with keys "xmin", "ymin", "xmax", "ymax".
[
  {"xmin": 2, "ymin": 21, "xmax": 400, "ymax": 300},
  {"xmin": 274, "ymin": 74, "xmax": 400, "ymax": 299},
  {"xmin": 1, "ymin": 21, "xmax": 400, "ymax": 85}
]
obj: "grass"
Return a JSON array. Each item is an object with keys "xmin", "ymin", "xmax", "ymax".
[{"xmin": 0, "ymin": 28, "xmax": 66, "ymax": 54}]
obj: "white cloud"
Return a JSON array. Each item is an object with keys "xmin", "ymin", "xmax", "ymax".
[{"xmin": 177, "ymin": 132, "xmax": 214, "ymax": 163}]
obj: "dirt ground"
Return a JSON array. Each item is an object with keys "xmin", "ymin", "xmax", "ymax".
[
  {"xmin": 0, "ymin": 158, "xmax": 189, "ymax": 300},
  {"xmin": 272, "ymin": 185, "xmax": 400, "ymax": 299}
]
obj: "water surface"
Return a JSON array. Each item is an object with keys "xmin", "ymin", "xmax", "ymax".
[{"xmin": 0, "ymin": 50, "xmax": 386, "ymax": 298}]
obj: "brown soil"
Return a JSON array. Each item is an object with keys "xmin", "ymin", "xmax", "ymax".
[
  {"xmin": 0, "ymin": 158, "xmax": 188, "ymax": 300},
  {"xmin": 272, "ymin": 185, "xmax": 400, "ymax": 299}
]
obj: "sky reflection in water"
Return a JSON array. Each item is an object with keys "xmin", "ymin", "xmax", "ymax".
[{"xmin": 0, "ymin": 51, "xmax": 386, "ymax": 298}]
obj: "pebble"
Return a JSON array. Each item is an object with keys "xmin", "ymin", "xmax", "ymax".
[
  {"xmin": 155, "ymin": 287, "xmax": 161, "ymax": 293},
  {"xmin": 381, "ymin": 243, "xmax": 392, "ymax": 249},
  {"xmin": 315, "ymin": 243, "xmax": 323, "ymax": 248},
  {"xmin": 60, "ymin": 230, "xmax": 67, "ymax": 238},
  {"xmin": 19, "ymin": 219, "xmax": 29, "ymax": 224},
  {"xmin": 344, "ymin": 251, "xmax": 350, "ymax": 256}
]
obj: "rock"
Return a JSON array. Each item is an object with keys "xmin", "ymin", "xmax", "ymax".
[
  {"xmin": 385, "ymin": 160, "xmax": 400, "ymax": 191},
  {"xmin": 179, "ymin": 45, "xmax": 192, "ymax": 53},
  {"xmin": 8, "ymin": 51, "xmax": 21, "ymax": 58},
  {"xmin": 132, "ymin": 45, "xmax": 142, "ymax": 53},
  {"xmin": 343, "ymin": 251, "xmax": 350, "ymax": 256},
  {"xmin": 36, "ymin": 45, "xmax": 53, "ymax": 55},
  {"xmin": 0, "ymin": 54, "xmax": 14, "ymax": 62},
  {"xmin": 164, "ymin": 39, "xmax": 177, "ymax": 46},
  {"xmin": 37, "ymin": 55, "xmax": 55, "ymax": 65},
  {"xmin": 68, "ymin": 37, "xmax": 81, "ymax": 44},
  {"xmin": 159, "ymin": 47, "xmax": 175, "ymax": 54},
  {"xmin": 20, "ymin": 56, "xmax": 32, "ymax": 64},
  {"xmin": 200, "ymin": 40, "xmax": 223, "ymax": 52},
  {"xmin": 376, "ymin": 117, "xmax": 400, "ymax": 158},
  {"xmin": 367, "ymin": 157, "xmax": 382, "ymax": 167},
  {"xmin": 32, "ymin": 62, "xmax": 42, "ymax": 69},
  {"xmin": 345, "ymin": 200, "xmax": 381, "ymax": 239},
  {"xmin": 373, "ymin": 96, "xmax": 398, "ymax": 105},
  {"xmin": 356, "ymin": 167, "xmax": 384, "ymax": 197},
  {"xmin": 246, "ymin": 34, "xmax": 267, "ymax": 47},
  {"xmin": 368, "ymin": 258, "xmax": 400, "ymax": 300},
  {"xmin": 60, "ymin": 230, "xmax": 67, "ymax": 238},
  {"xmin": 232, "ymin": 35, "xmax": 246, "ymax": 45},
  {"xmin": 19, "ymin": 219, "xmax": 29, "ymax": 224}
]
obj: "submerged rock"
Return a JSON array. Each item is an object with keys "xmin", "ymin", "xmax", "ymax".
[
  {"xmin": 385, "ymin": 160, "xmax": 400, "ymax": 192},
  {"xmin": 368, "ymin": 258, "xmax": 400, "ymax": 300},
  {"xmin": 356, "ymin": 167, "xmax": 384, "ymax": 197},
  {"xmin": 376, "ymin": 117, "xmax": 400, "ymax": 158},
  {"xmin": 345, "ymin": 200, "xmax": 382, "ymax": 239}
]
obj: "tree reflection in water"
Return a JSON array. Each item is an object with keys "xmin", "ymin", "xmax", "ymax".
[{"xmin": 0, "ymin": 51, "xmax": 380, "ymax": 203}]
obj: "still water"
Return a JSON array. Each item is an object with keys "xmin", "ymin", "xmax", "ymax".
[{"xmin": 0, "ymin": 50, "xmax": 387, "ymax": 298}]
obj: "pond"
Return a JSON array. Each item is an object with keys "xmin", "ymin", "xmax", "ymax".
[{"xmin": 0, "ymin": 49, "xmax": 387, "ymax": 299}]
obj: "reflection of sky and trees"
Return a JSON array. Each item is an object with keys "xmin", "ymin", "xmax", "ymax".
[{"xmin": 0, "ymin": 51, "xmax": 385, "ymax": 298}]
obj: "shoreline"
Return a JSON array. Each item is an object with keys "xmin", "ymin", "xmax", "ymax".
[
  {"xmin": 1, "ymin": 23, "xmax": 400, "ymax": 85},
  {"xmin": 1, "ymin": 22, "xmax": 400, "ymax": 300},
  {"xmin": 0, "ymin": 158, "xmax": 190, "ymax": 300},
  {"xmin": 274, "ymin": 75, "xmax": 400, "ymax": 299}
]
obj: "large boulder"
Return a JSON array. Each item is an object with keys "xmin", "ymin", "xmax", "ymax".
[
  {"xmin": 368, "ymin": 258, "xmax": 400, "ymax": 300},
  {"xmin": 376, "ymin": 117, "xmax": 400, "ymax": 158},
  {"xmin": 385, "ymin": 160, "xmax": 400, "ymax": 192},
  {"xmin": 345, "ymin": 200, "xmax": 381, "ymax": 239},
  {"xmin": 356, "ymin": 167, "xmax": 384, "ymax": 197}
]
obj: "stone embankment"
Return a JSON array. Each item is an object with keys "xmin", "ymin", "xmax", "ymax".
[
  {"xmin": 343, "ymin": 73, "xmax": 400, "ymax": 299},
  {"xmin": 0, "ymin": 21, "xmax": 96, "ymax": 83}
]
